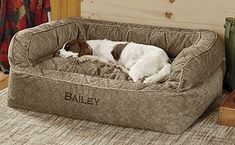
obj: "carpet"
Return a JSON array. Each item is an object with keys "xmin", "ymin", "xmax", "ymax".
[{"xmin": 0, "ymin": 89, "xmax": 235, "ymax": 145}]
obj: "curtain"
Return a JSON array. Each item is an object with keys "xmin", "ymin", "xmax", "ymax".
[{"xmin": 0, "ymin": 0, "xmax": 50, "ymax": 72}]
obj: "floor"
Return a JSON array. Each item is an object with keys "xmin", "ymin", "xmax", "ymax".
[{"xmin": 0, "ymin": 72, "xmax": 8, "ymax": 91}]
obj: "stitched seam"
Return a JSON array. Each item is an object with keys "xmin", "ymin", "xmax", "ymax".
[
  {"xmin": 80, "ymin": 20, "xmax": 203, "ymax": 34},
  {"xmin": 178, "ymin": 32, "xmax": 218, "ymax": 91},
  {"xmin": 177, "ymin": 32, "xmax": 202, "ymax": 90},
  {"xmin": 79, "ymin": 18, "xmax": 206, "ymax": 33},
  {"xmin": 10, "ymin": 67, "xmax": 176, "ymax": 93},
  {"xmin": 30, "ymin": 21, "xmax": 76, "ymax": 35}
]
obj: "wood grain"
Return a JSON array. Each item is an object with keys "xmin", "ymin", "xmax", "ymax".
[
  {"xmin": 68, "ymin": 0, "xmax": 81, "ymax": 18},
  {"xmin": 50, "ymin": 0, "xmax": 62, "ymax": 20},
  {"xmin": 61, "ymin": 0, "xmax": 69, "ymax": 19},
  {"xmin": 219, "ymin": 91, "xmax": 235, "ymax": 127},
  {"xmin": 81, "ymin": 0, "xmax": 235, "ymax": 37},
  {"xmin": 51, "ymin": 0, "xmax": 81, "ymax": 20}
]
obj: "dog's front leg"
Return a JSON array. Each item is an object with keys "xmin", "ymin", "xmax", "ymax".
[{"xmin": 115, "ymin": 65, "xmax": 129, "ymax": 74}]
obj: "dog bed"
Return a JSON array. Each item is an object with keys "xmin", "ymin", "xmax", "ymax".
[{"xmin": 7, "ymin": 18, "xmax": 224, "ymax": 134}]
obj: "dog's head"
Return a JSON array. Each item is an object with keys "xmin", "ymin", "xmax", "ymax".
[{"xmin": 64, "ymin": 39, "xmax": 93, "ymax": 56}]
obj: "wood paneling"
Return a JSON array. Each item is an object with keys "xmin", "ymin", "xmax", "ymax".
[
  {"xmin": 61, "ymin": 0, "xmax": 69, "ymax": 19},
  {"xmin": 0, "ymin": 72, "xmax": 8, "ymax": 91},
  {"xmin": 81, "ymin": 0, "xmax": 235, "ymax": 36},
  {"xmin": 68, "ymin": 0, "xmax": 81, "ymax": 18},
  {"xmin": 50, "ymin": 0, "xmax": 81, "ymax": 20},
  {"xmin": 50, "ymin": 0, "xmax": 61, "ymax": 20}
]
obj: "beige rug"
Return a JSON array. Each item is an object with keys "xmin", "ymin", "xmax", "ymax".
[{"xmin": 0, "ymin": 89, "xmax": 234, "ymax": 145}]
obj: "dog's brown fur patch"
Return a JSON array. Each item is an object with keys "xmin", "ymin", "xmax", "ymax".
[
  {"xmin": 111, "ymin": 43, "xmax": 128, "ymax": 61},
  {"xmin": 63, "ymin": 39, "xmax": 92, "ymax": 56},
  {"xmin": 78, "ymin": 41, "xmax": 93, "ymax": 56}
]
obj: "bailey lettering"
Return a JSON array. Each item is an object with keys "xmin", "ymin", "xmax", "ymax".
[{"xmin": 65, "ymin": 92, "xmax": 99, "ymax": 105}]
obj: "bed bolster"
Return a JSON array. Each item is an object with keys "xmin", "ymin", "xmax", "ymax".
[
  {"xmin": 169, "ymin": 32, "xmax": 224, "ymax": 91},
  {"xmin": 8, "ymin": 19, "xmax": 79, "ymax": 67}
]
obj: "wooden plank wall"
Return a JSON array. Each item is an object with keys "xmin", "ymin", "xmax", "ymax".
[
  {"xmin": 50, "ymin": 0, "xmax": 81, "ymax": 20},
  {"xmin": 81, "ymin": 0, "xmax": 235, "ymax": 37}
]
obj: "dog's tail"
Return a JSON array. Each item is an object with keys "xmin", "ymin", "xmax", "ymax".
[{"xmin": 143, "ymin": 63, "xmax": 171, "ymax": 83}]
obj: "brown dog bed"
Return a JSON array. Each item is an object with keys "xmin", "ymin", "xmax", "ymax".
[{"xmin": 7, "ymin": 18, "xmax": 224, "ymax": 134}]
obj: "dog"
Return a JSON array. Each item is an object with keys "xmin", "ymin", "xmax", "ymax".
[{"xmin": 59, "ymin": 39, "xmax": 171, "ymax": 83}]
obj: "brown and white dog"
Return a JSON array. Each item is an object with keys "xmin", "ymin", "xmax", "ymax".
[{"xmin": 59, "ymin": 39, "xmax": 171, "ymax": 83}]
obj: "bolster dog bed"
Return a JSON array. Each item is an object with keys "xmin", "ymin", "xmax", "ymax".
[{"xmin": 7, "ymin": 18, "xmax": 224, "ymax": 134}]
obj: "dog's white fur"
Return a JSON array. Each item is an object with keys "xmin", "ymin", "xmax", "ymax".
[{"xmin": 60, "ymin": 39, "xmax": 171, "ymax": 83}]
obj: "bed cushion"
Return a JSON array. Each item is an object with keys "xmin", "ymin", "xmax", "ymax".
[{"xmin": 7, "ymin": 18, "xmax": 224, "ymax": 134}]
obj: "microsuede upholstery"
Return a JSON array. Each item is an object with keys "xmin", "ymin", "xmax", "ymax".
[{"xmin": 7, "ymin": 18, "xmax": 224, "ymax": 134}]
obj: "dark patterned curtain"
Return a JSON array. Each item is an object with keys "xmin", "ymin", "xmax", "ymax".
[{"xmin": 0, "ymin": 0, "xmax": 50, "ymax": 73}]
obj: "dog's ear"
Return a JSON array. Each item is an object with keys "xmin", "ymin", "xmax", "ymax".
[
  {"xmin": 111, "ymin": 43, "xmax": 127, "ymax": 61},
  {"xmin": 64, "ymin": 39, "xmax": 81, "ymax": 51},
  {"xmin": 69, "ymin": 43, "xmax": 81, "ymax": 53},
  {"xmin": 78, "ymin": 41, "xmax": 93, "ymax": 56}
]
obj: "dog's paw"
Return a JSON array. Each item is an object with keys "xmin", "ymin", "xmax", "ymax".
[
  {"xmin": 78, "ymin": 56, "xmax": 89, "ymax": 62},
  {"xmin": 143, "ymin": 77, "xmax": 156, "ymax": 83},
  {"xmin": 129, "ymin": 75, "xmax": 140, "ymax": 83},
  {"xmin": 60, "ymin": 51, "xmax": 78, "ymax": 58},
  {"xmin": 128, "ymin": 69, "xmax": 144, "ymax": 83}
]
